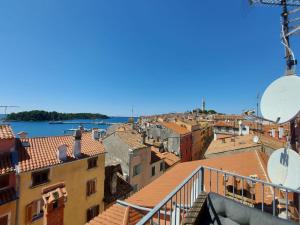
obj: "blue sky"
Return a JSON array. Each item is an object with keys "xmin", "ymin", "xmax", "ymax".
[{"xmin": 0, "ymin": 0, "xmax": 299, "ymax": 116}]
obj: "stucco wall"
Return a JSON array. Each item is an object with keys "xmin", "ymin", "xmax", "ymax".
[
  {"xmin": 17, "ymin": 154, "xmax": 105, "ymax": 225},
  {"xmin": 149, "ymin": 160, "xmax": 164, "ymax": 183},
  {"xmin": 103, "ymin": 133, "xmax": 130, "ymax": 175},
  {"xmin": 130, "ymin": 147, "xmax": 152, "ymax": 191},
  {"xmin": 180, "ymin": 134, "xmax": 192, "ymax": 162},
  {"xmin": 0, "ymin": 200, "xmax": 16, "ymax": 225},
  {"xmin": 192, "ymin": 127, "xmax": 213, "ymax": 160}
]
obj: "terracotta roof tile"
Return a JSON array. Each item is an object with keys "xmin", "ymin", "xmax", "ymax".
[
  {"xmin": 86, "ymin": 204, "xmax": 127, "ymax": 225},
  {"xmin": 0, "ymin": 125, "xmax": 14, "ymax": 139},
  {"xmin": 0, "ymin": 153, "xmax": 14, "ymax": 175},
  {"xmin": 115, "ymin": 131, "xmax": 146, "ymax": 150},
  {"xmin": 150, "ymin": 147, "xmax": 165, "ymax": 164},
  {"xmin": 89, "ymin": 151, "xmax": 273, "ymax": 225},
  {"xmin": 260, "ymin": 135, "xmax": 285, "ymax": 149},
  {"xmin": 17, "ymin": 132, "xmax": 104, "ymax": 172},
  {"xmin": 205, "ymin": 135, "xmax": 260, "ymax": 156},
  {"xmin": 126, "ymin": 151, "xmax": 271, "ymax": 207},
  {"xmin": 160, "ymin": 122, "xmax": 190, "ymax": 135},
  {"xmin": 161, "ymin": 152, "xmax": 180, "ymax": 169}
]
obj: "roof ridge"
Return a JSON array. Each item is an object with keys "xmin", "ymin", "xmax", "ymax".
[
  {"xmin": 255, "ymin": 150, "xmax": 274, "ymax": 195},
  {"xmin": 20, "ymin": 132, "xmax": 95, "ymax": 140}
]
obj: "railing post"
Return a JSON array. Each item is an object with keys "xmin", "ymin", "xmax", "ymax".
[{"xmin": 198, "ymin": 167, "xmax": 204, "ymax": 193}]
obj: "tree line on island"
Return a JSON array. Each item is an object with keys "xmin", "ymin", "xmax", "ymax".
[{"xmin": 6, "ymin": 110, "xmax": 109, "ymax": 121}]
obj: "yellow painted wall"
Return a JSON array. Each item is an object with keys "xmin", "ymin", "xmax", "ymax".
[
  {"xmin": 0, "ymin": 200, "xmax": 16, "ymax": 225},
  {"xmin": 17, "ymin": 153, "xmax": 105, "ymax": 225}
]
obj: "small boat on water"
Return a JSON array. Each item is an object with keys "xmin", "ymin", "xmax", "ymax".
[{"xmin": 49, "ymin": 121, "xmax": 63, "ymax": 124}]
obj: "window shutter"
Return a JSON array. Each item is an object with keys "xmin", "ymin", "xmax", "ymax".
[
  {"xmin": 26, "ymin": 203, "xmax": 33, "ymax": 224},
  {"xmin": 92, "ymin": 180, "xmax": 96, "ymax": 194},
  {"xmin": 95, "ymin": 205, "xmax": 99, "ymax": 216},
  {"xmin": 86, "ymin": 181, "xmax": 90, "ymax": 196},
  {"xmin": 0, "ymin": 215, "xmax": 8, "ymax": 225},
  {"xmin": 86, "ymin": 208, "xmax": 92, "ymax": 222}
]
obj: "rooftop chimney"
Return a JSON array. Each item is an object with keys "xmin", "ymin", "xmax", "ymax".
[
  {"xmin": 142, "ymin": 131, "xmax": 147, "ymax": 144},
  {"xmin": 92, "ymin": 128, "xmax": 100, "ymax": 140},
  {"xmin": 73, "ymin": 128, "xmax": 82, "ymax": 158},
  {"xmin": 57, "ymin": 144, "xmax": 67, "ymax": 161},
  {"xmin": 17, "ymin": 131, "xmax": 28, "ymax": 139}
]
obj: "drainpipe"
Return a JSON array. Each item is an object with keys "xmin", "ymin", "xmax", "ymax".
[{"xmin": 15, "ymin": 169, "xmax": 20, "ymax": 225}]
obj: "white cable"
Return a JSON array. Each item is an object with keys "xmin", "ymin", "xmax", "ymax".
[{"xmin": 281, "ymin": 25, "xmax": 296, "ymax": 68}]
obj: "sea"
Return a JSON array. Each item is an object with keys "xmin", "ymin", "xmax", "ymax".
[{"xmin": 0, "ymin": 114, "xmax": 135, "ymax": 138}]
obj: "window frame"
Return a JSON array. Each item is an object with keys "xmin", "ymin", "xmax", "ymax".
[
  {"xmin": 160, "ymin": 162, "xmax": 164, "ymax": 171},
  {"xmin": 0, "ymin": 174, "xmax": 10, "ymax": 190},
  {"xmin": 0, "ymin": 213, "xmax": 10, "ymax": 225},
  {"xmin": 87, "ymin": 157, "xmax": 98, "ymax": 170},
  {"xmin": 31, "ymin": 169, "xmax": 50, "ymax": 187},
  {"xmin": 133, "ymin": 164, "xmax": 142, "ymax": 177},
  {"xmin": 26, "ymin": 199, "xmax": 44, "ymax": 223},
  {"xmin": 151, "ymin": 166, "xmax": 155, "ymax": 177},
  {"xmin": 86, "ymin": 179, "xmax": 97, "ymax": 197},
  {"xmin": 86, "ymin": 205, "xmax": 100, "ymax": 222}
]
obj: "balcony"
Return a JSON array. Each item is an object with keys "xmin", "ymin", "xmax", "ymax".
[{"xmin": 136, "ymin": 166, "xmax": 300, "ymax": 225}]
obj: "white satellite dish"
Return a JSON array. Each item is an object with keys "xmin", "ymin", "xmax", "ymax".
[
  {"xmin": 260, "ymin": 75, "xmax": 300, "ymax": 124},
  {"xmin": 267, "ymin": 148, "xmax": 300, "ymax": 190},
  {"xmin": 253, "ymin": 135, "xmax": 259, "ymax": 143}
]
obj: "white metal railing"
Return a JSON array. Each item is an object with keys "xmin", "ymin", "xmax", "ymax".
[{"xmin": 136, "ymin": 166, "xmax": 300, "ymax": 225}]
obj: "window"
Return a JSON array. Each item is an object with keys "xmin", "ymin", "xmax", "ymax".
[
  {"xmin": 0, "ymin": 175, "xmax": 9, "ymax": 189},
  {"xmin": 26, "ymin": 199, "xmax": 44, "ymax": 223},
  {"xmin": 151, "ymin": 166, "xmax": 155, "ymax": 177},
  {"xmin": 88, "ymin": 157, "xmax": 98, "ymax": 169},
  {"xmin": 86, "ymin": 205, "xmax": 99, "ymax": 222},
  {"xmin": 31, "ymin": 169, "xmax": 49, "ymax": 187},
  {"xmin": 86, "ymin": 179, "xmax": 96, "ymax": 196},
  {"xmin": 53, "ymin": 200, "xmax": 58, "ymax": 209},
  {"xmin": 0, "ymin": 214, "xmax": 8, "ymax": 225},
  {"xmin": 160, "ymin": 162, "xmax": 164, "ymax": 171},
  {"xmin": 133, "ymin": 164, "xmax": 141, "ymax": 176},
  {"xmin": 132, "ymin": 184, "xmax": 138, "ymax": 192}
]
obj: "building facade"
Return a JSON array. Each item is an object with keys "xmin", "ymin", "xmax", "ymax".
[
  {"xmin": 0, "ymin": 125, "xmax": 18, "ymax": 225},
  {"xmin": 0, "ymin": 125, "xmax": 106, "ymax": 225},
  {"xmin": 103, "ymin": 130, "xmax": 164, "ymax": 192}
]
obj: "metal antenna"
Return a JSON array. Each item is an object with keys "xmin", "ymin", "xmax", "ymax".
[
  {"xmin": 0, "ymin": 105, "xmax": 19, "ymax": 120},
  {"xmin": 250, "ymin": 0, "xmax": 300, "ymax": 74}
]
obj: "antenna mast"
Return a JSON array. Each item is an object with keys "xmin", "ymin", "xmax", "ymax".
[
  {"xmin": 0, "ymin": 105, "xmax": 19, "ymax": 121},
  {"xmin": 250, "ymin": 0, "xmax": 300, "ymax": 74}
]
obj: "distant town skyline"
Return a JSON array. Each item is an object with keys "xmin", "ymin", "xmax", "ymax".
[{"xmin": 1, "ymin": 0, "xmax": 299, "ymax": 116}]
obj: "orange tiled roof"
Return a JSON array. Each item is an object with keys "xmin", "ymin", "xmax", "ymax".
[
  {"xmin": 17, "ymin": 132, "xmax": 104, "ymax": 172},
  {"xmin": 87, "ymin": 204, "xmax": 127, "ymax": 225},
  {"xmin": 205, "ymin": 134, "xmax": 260, "ymax": 156},
  {"xmin": 86, "ymin": 204, "xmax": 144, "ymax": 225},
  {"xmin": 126, "ymin": 150, "xmax": 271, "ymax": 208},
  {"xmin": 214, "ymin": 121, "xmax": 235, "ymax": 128},
  {"xmin": 161, "ymin": 152, "xmax": 180, "ymax": 169},
  {"xmin": 115, "ymin": 131, "xmax": 146, "ymax": 150},
  {"xmin": 150, "ymin": 147, "xmax": 165, "ymax": 164},
  {"xmin": 160, "ymin": 122, "xmax": 190, "ymax": 135},
  {"xmin": 0, "ymin": 125, "xmax": 14, "ymax": 139},
  {"xmin": 0, "ymin": 153, "xmax": 14, "ymax": 175},
  {"xmin": 90, "ymin": 151, "xmax": 271, "ymax": 225},
  {"xmin": 260, "ymin": 135, "xmax": 286, "ymax": 149}
]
